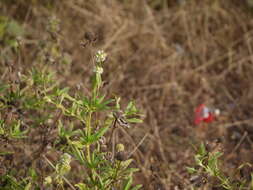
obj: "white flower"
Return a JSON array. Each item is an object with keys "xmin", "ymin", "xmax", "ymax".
[
  {"xmin": 93, "ymin": 66, "xmax": 103, "ymax": 74},
  {"xmin": 95, "ymin": 50, "xmax": 107, "ymax": 63}
]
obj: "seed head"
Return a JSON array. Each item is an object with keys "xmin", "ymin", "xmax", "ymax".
[{"xmin": 116, "ymin": 143, "xmax": 125, "ymax": 152}]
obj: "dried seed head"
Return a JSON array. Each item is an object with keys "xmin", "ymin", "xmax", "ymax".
[
  {"xmin": 105, "ymin": 152, "xmax": 112, "ymax": 160},
  {"xmin": 61, "ymin": 153, "xmax": 72, "ymax": 164},
  {"xmin": 115, "ymin": 151, "xmax": 127, "ymax": 161},
  {"xmin": 99, "ymin": 136, "xmax": 106, "ymax": 145},
  {"xmin": 101, "ymin": 144, "xmax": 107, "ymax": 152},
  {"xmin": 116, "ymin": 143, "xmax": 125, "ymax": 152},
  {"xmin": 56, "ymin": 153, "xmax": 72, "ymax": 175},
  {"xmin": 44, "ymin": 176, "xmax": 52, "ymax": 185}
]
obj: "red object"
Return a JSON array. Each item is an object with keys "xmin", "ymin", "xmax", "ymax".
[{"xmin": 194, "ymin": 104, "xmax": 215, "ymax": 125}]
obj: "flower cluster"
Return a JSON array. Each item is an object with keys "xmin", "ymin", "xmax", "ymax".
[
  {"xmin": 95, "ymin": 50, "xmax": 107, "ymax": 63},
  {"xmin": 93, "ymin": 66, "xmax": 104, "ymax": 74},
  {"xmin": 56, "ymin": 153, "xmax": 72, "ymax": 176}
]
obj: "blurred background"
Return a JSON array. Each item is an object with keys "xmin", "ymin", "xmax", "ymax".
[{"xmin": 1, "ymin": 0, "xmax": 253, "ymax": 189}]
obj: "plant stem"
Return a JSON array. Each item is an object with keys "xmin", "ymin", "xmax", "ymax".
[
  {"xmin": 86, "ymin": 111, "xmax": 92, "ymax": 163},
  {"xmin": 86, "ymin": 111, "xmax": 96, "ymax": 181}
]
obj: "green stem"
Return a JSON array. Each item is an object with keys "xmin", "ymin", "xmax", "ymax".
[
  {"xmin": 86, "ymin": 111, "xmax": 96, "ymax": 181},
  {"xmin": 86, "ymin": 111, "xmax": 92, "ymax": 163}
]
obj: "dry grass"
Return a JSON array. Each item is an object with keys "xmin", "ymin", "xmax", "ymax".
[{"xmin": 1, "ymin": 0, "xmax": 253, "ymax": 189}]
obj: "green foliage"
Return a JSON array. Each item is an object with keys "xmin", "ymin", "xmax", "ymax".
[
  {"xmin": 0, "ymin": 16, "xmax": 24, "ymax": 59},
  {"xmin": 0, "ymin": 17, "xmax": 143, "ymax": 190},
  {"xmin": 188, "ymin": 143, "xmax": 253, "ymax": 190}
]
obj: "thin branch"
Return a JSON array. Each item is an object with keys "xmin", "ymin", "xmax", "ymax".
[{"xmin": 127, "ymin": 133, "xmax": 148, "ymax": 159}]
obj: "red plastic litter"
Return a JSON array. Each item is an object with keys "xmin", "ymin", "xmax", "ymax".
[{"xmin": 194, "ymin": 104, "xmax": 215, "ymax": 125}]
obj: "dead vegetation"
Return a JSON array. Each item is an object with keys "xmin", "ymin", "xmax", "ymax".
[{"xmin": 1, "ymin": 0, "xmax": 253, "ymax": 189}]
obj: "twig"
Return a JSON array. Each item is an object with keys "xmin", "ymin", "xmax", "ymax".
[
  {"xmin": 246, "ymin": 135, "xmax": 253, "ymax": 149},
  {"xmin": 119, "ymin": 127, "xmax": 145, "ymax": 159},
  {"xmin": 231, "ymin": 131, "xmax": 248, "ymax": 154},
  {"xmin": 109, "ymin": 118, "xmax": 117, "ymax": 144},
  {"xmin": 63, "ymin": 1, "xmax": 103, "ymax": 22},
  {"xmin": 218, "ymin": 119, "xmax": 253, "ymax": 128},
  {"xmin": 109, "ymin": 118, "xmax": 117, "ymax": 162},
  {"xmin": 127, "ymin": 133, "xmax": 148, "ymax": 159},
  {"xmin": 102, "ymin": 21, "xmax": 128, "ymax": 50}
]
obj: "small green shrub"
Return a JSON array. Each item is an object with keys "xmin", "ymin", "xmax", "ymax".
[
  {"xmin": 0, "ymin": 17, "xmax": 143, "ymax": 190},
  {"xmin": 187, "ymin": 143, "xmax": 253, "ymax": 190}
]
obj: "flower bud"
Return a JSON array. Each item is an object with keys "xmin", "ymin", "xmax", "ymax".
[{"xmin": 44, "ymin": 176, "xmax": 52, "ymax": 185}]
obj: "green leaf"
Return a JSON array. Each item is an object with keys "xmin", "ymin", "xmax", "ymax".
[
  {"xmin": 6, "ymin": 39, "xmax": 18, "ymax": 49},
  {"xmin": 10, "ymin": 121, "xmax": 28, "ymax": 139},
  {"xmin": 125, "ymin": 101, "xmax": 138, "ymax": 115},
  {"xmin": 57, "ymin": 87, "xmax": 70, "ymax": 97},
  {"xmin": 198, "ymin": 142, "xmax": 207, "ymax": 157},
  {"xmin": 82, "ymin": 126, "xmax": 109, "ymax": 145},
  {"xmin": 123, "ymin": 177, "xmax": 133, "ymax": 190},
  {"xmin": 195, "ymin": 154, "xmax": 204, "ymax": 167},
  {"xmin": 92, "ymin": 171, "xmax": 104, "ymax": 187},
  {"xmin": 28, "ymin": 168, "xmax": 38, "ymax": 181},
  {"xmin": 6, "ymin": 20, "xmax": 24, "ymax": 37},
  {"xmin": 126, "ymin": 101, "xmax": 134, "ymax": 111},
  {"xmin": 70, "ymin": 140, "xmax": 84, "ymax": 149},
  {"xmin": 124, "ymin": 167, "xmax": 139, "ymax": 174},
  {"xmin": 132, "ymin": 184, "xmax": 143, "ymax": 190},
  {"xmin": 126, "ymin": 118, "xmax": 142, "ymax": 123},
  {"xmin": 0, "ymin": 16, "xmax": 8, "ymax": 39},
  {"xmin": 81, "ymin": 97, "xmax": 91, "ymax": 109},
  {"xmin": 0, "ymin": 83, "xmax": 9, "ymax": 93},
  {"xmin": 24, "ymin": 182, "xmax": 32, "ymax": 190},
  {"xmin": 94, "ymin": 126, "xmax": 109, "ymax": 140},
  {"xmin": 96, "ymin": 94, "xmax": 106, "ymax": 104},
  {"xmin": 186, "ymin": 167, "xmax": 197, "ymax": 174},
  {"xmin": 71, "ymin": 146, "xmax": 85, "ymax": 165},
  {"xmin": 115, "ymin": 97, "xmax": 121, "ymax": 110},
  {"xmin": 96, "ymin": 98, "xmax": 114, "ymax": 111},
  {"xmin": 207, "ymin": 152, "xmax": 223, "ymax": 176},
  {"xmin": 0, "ymin": 151, "xmax": 14, "ymax": 156},
  {"xmin": 0, "ymin": 125, "xmax": 4, "ymax": 135},
  {"xmin": 75, "ymin": 183, "xmax": 87, "ymax": 190},
  {"xmin": 121, "ymin": 159, "xmax": 133, "ymax": 169}
]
